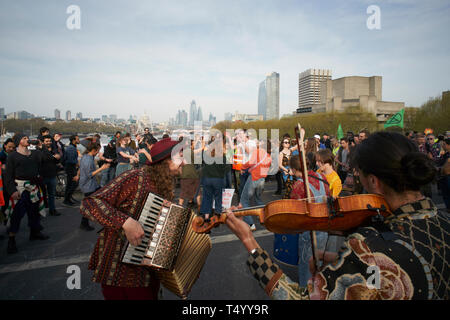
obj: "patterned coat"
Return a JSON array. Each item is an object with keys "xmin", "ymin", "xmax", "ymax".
[
  {"xmin": 247, "ymin": 198, "xmax": 449, "ymax": 299},
  {"xmin": 80, "ymin": 169, "xmax": 159, "ymax": 287}
]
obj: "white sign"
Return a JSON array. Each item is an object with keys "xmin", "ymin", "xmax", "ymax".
[{"xmin": 212, "ymin": 188, "xmax": 235, "ymax": 210}]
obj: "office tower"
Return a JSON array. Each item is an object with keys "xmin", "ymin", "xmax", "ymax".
[
  {"xmin": 197, "ymin": 106, "xmax": 203, "ymax": 123},
  {"xmin": 258, "ymin": 80, "xmax": 267, "ymax": 120},
  {"xmin": 265, "ymin": 72, "xmax": 280, "ymax": 120},
  {"xmin": 76, "ymin": 112, "xmax": 82, "ymax": 120},
  {"xmin": 66, "ymin": 110, "xmax": 71, "ymax": 121},
  {"xmin": 189, "ymin": 100, "xmax": 197, "ymax": 126},
  {"xmin": 54, "ymin": 109, "xmax": 61, "ymax": 120},
  {"xmin": 298, "ymin": 69, "xmax": 332, "ymax": 108}
]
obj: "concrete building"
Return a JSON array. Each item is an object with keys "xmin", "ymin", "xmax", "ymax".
[
  {"xmin": 0, "ymin": 108, "xmax": 4, "ymax": 120},
  {"xmin": 66, "ymin": 110, "xmax": 71, "ymax": 121},
  {"xmin": 296, "ymin": 71, "xmax": 404, "ymax": 122},
  {"xmin": 298, "ymin": 69, "xmax": 332, "ymax": 110},
  {"xmin": 7, "ymin": 110, "xmax": 34, "ymax": 120},
  {"xmin": 109, "ymin": 114, "xmax": 117, "ymax": 123},
  {"xmin": 76, "ymin": 112, "xmax": 82, "ymax": 120},
  {"xmin": 232, "ymin": 112, "xmax": 263, "ymax": 123},
  {"xmin": 224, "ymin": 112, "xmax": 233, "ymax": 121},
  {"xmin": 54, "ymin": 109, "xmax": 61, "ymax": 120}
]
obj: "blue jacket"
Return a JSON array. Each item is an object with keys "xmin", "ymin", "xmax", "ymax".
[{"xmin": 64, "ymin": 144, "xmax": 78, "ymax": 166}]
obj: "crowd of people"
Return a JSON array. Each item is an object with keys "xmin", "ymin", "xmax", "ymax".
[
  {"xmin": 0, "ymin": 126, "xmax": 157, "ymax": 253},
  {"xmin": 0, "ymin": 124, "xmax": 449, "ymax": 300}
]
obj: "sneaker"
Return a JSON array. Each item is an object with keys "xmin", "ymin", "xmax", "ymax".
[
  {"xmin": 80, "ymin": 223, "xmax": 95, "ymax": 231},
  {"xmin": 250, "ymin": 224, "xmax": 256, "ymax": 231}
]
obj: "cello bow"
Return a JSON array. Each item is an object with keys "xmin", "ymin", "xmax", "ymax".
[{"xmin": 294, "ymin": 123, "xmax": 320, "ymax": 273}]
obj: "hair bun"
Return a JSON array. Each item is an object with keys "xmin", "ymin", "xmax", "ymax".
[{"xmin": 401, "ymin": 152, "xmax": 436, "ymax": 187}]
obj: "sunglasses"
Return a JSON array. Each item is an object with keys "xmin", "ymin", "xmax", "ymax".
[
  {"xmin": 427, "ymin": 138, "xmax": 434, "ymax": 140},
  {"xmin": 283, "ymin": 141, "xmax": 290, "ymax": 144}
]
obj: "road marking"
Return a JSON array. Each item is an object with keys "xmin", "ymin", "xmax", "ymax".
[{"xmin": 0, "ymin": 230, "xmax": 273, "ymax": 274}]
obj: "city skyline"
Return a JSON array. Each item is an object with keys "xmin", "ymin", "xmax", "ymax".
[{"xmin": 0, "ymin": 1, "xmax": 449, "ymax": 122}]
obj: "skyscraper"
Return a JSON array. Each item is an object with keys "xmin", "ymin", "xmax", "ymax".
[
  {"xmin": 189, "ymin": 100, "xmax": 197, "ymax": 126},
  {"xmin": 197, "ymin": 106, "xmax": 203, "ymax": 123},
  {"xmin": 260, "ymin": 72, "xmax": 280, "ymax": 120},
  {"xmin": 76, "ymin": 112, "xmax": 82, "ymax": 120},
  {"xmin": 0, "ymin": 108, "xmax": 4, "ymax": 120},
  {"xmin": 54, "ymin": 109, "xmax": 61, "ymax": 120},
  {"xmin": 257, "ymin": 80, "xmax": 267, "ymax": 120},
  {"xmin": 66, "ymin": 110, "xmax": 71, "ymax": 121},
  {"xmin": 298, "ymin": 69, "xmax": 332, "ymax": 109}
]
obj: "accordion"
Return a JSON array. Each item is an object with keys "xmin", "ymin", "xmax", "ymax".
[{"xmin": 121, "ymin": 192, "xmax": 211, "ymax": 298}]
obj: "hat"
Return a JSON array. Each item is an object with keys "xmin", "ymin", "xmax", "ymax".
[
  {"xmin": 149, "ymin": 138, "xmax": 180, "ymax": 164},
  {"xmin": 13, "ymin": 133, "xmax": 27, "ymax": 147},
  {"xmin": 314, "ymin": 134, "xmax": 320, "ymax": 139}
]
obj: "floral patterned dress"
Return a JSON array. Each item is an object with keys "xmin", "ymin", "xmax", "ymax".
[{"xmin": 247, "ymin": 198, "xmax": 449, "ymax": 299}]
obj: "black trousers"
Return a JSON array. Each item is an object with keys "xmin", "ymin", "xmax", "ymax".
[
  {"xmin": 275, "ymin": 171, "xmax": 283, "ymax": 193},
  {"xmin": 64, "ymin": 164, "xmax": 78, "ymax": 202}
]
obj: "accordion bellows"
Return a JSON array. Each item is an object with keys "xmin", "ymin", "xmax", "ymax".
[
  {"xmin": 121, "ymin": 192, "xmax": 211, "ymax": 298},
  {"xmin": 156, "ymin": 212, "xmax": 211, "ymax": 298}
]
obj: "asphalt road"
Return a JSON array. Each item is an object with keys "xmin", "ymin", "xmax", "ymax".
[{"xmin": 0, "ymin": 179, "xmax": 446, "ymax": 300}]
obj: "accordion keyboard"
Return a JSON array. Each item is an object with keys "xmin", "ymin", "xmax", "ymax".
[{"xmin": 122, "ymin": 193, "xmax": 165, "ymax": 265}]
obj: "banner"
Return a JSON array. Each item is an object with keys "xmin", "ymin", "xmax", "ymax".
[
  {"xmin": 337, "ymin": 124, "xmax": 344, "ymax": 140},
  {"xmin": 212, "ymin": 188, "xmax": 235, "ymax": 210},
  {"xmin": 384, "ymin": 109, "xmax": 404, "ymax": 129}
]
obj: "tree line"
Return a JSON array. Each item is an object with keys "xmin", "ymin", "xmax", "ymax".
[
  {"xmin": 213, "ymin": 94, "xmax": 449, "ymax": 139},
  {"xmin": 1, "ymin": 119, "xmax": 124, "ymax": 136}
]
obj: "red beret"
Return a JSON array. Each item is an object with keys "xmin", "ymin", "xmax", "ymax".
[{"xmin": 148, "ymin": 138, "xmax": 180, "ymax": 165}]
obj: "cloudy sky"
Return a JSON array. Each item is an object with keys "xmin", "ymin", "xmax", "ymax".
[{"xmin": 0, "ymin": 0, "xmax": 449, "ymax": 122}]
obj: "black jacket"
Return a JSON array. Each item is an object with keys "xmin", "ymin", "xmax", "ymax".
[{"xmin": 40, "ymin": 147, "xmax": 59, "ymax": 178}]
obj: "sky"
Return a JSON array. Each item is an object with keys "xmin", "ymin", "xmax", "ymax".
[{"xmin": 0, "ymin": 0, "xmax": 449, "ymax": 122}]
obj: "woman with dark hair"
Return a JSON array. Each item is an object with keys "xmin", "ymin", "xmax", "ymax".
[{"xmin": 224, "ymin": 131, "xmax": 449, "ymax": 300}]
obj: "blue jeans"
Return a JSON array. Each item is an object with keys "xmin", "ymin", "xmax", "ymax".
[
  {"xmin": 240, "ymin": 177, "xmax": 265, "ymax": 226},
  {"xmin": 239, "ymin": 169, "xmax": 250, "ymax": 197},
  {"xmin": 224, "ymin": 170, "xmax": 232, "ymax": 189},
  {"xmin": 115, "ymin": 163, "xmax": 131, "ymax": 178},
  {"xmin": 298, "ymin": 231, "xmax": 328, "ymax": 287},
  {"xmin": 200, "ymin": 177, "xmax": 224, "ymax": 216},
  {"xmin": 43, "ymin": 177, "xmax": 56, "ymax": 212},
  {"xmin": 101, "ymin": 166, "xmax": 116, "ymax": 186}
]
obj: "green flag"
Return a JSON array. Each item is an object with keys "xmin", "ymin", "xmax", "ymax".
[
  {"xmin": 384, "ymin": 109, "xmax": 404, "ymax": 129},
  {"xmin": 337, "ymin": 124, "xmax": 344, "ymax": 140}
]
